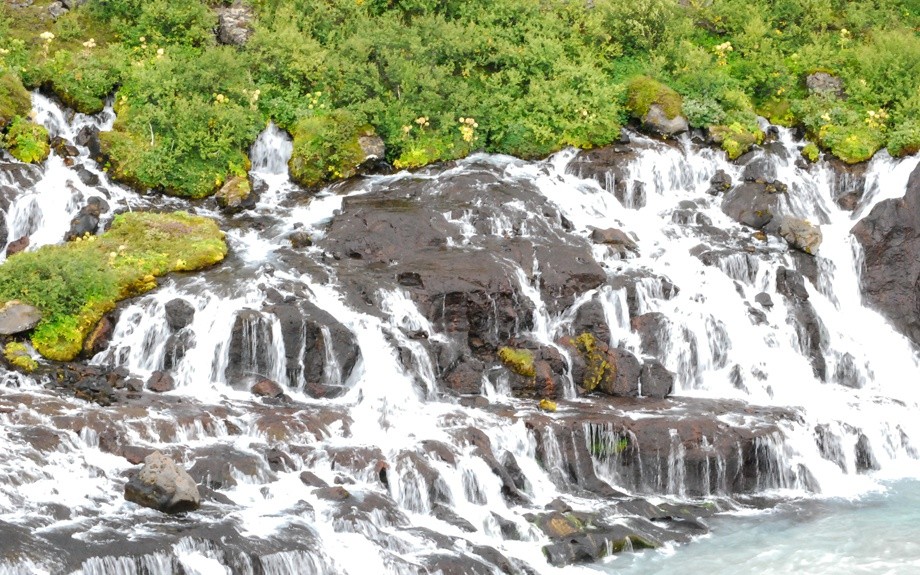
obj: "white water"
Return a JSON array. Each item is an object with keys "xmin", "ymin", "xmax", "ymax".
[{"xmin": 0, "ymin": 95, "xmax": 918, "ymax": 573}]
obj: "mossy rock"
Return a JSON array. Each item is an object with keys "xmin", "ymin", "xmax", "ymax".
[
  {"xmin": 215, "ymin": 174, "xmax": 253, "ymax": 209},
  {"xmin": 288, "ymin": 110, "xmax": 367, "ymax": 188},
  {"xmin": 710, "ymin": 123, "xmax": 765, "ymax": 160},
  {"xmin": 3, "ymin": 341, "xmax": 37, "ymax": 373},
  {"xmin": 818, "ymin": 124, "xmax": 883, "ymax": 164},
  {"xmin": 801, "ymin": 142, "xmax": 820, "ymax": 163},
  {"xmin": 571, "ymin": 333, "xmax": 613, "ymax": 392},
  {"xmin": 626, "ymin": 76, "xmax": 683, "ymax": 120},
  {"xmin": 0, "ymin": 72, "xmax": 31, "ymax": 131},
  {"xmin": 0, "ymin": 211, "xmax": 227, "ymax": 361},
  {"xmin": 498, "ymin": 347, "xmax": 536, "ymax": 378}
]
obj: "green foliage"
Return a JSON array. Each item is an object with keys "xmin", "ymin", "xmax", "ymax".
[
  {"xmin": 3, "ymin": 342, "xmax": 37, "ymax": 373},
  {"xmin": 3, "ymin": 116, "xmax": 49, "ymax": 163},
  {"xmin": 26, "ymin": 46, "xmax": 126, "ymax": 114},
  {"xmin": 289, "ymin": 109, "xmax": 367, "ymax": 186},
  {"xmin": 792, "ymin": 95, "xmax": 885, "ymax": 163},
  {"xmin": 627, "ymin": 76, "xmax": 683, "ymax": 119},
  {"xmin": 571, "ymin": 332, "xmax": 613, "ymax": 392},
  {"xmin": 0, "ymin": 72, "xmax": 31, "ymax": 129},
  {"xmin": 0, "ymin": 211, "xmax": 226, "ymax": 360},
  {"xmin": 101, "ymin": 45, "xmax": 262, "ymax": 198},
  {"xmin": 887, "ymin": 120, "xmax": 920, "ymax": 158},
  {"xmin": 802, "ymin": 142, "xmax": 820, "ymax": 162},
  {"xmin": 498, "ymin": 347, "xmax": 535, "ymax": 378}
]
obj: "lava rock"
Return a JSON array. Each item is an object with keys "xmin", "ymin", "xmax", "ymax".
[
  {"xmin": 125, "ymin": 451, "xmax": 201, "ymax": 513},
  {"xmin": 642, "ymin": 104, "xmax": 689, "ymax": 136},
  {"xmin": 5, "ymin": 235, "xmax": 29, "ymax": 257},
  {"xmin": 164, "ymin": 298, "xmax": 195, "ymax": 331},
  {"xmin": 251, "ymin": 378, "xmax": 284, "ymax": 398},
  {"xmin": 779, "ymin": 217, "xmax": 822, "ymax": 255},
  {"xmin": 639, "ymin": 360, "xmax": 674, "ymax": 398},
  {"xmin": 707, "ymin": 170, "xmax": 732, "ymax": 195}
]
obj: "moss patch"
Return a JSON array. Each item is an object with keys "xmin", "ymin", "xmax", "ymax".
[
  {"xmin": 3, "ymin": 341, "xmax": 37, "ymax": 372},
  {"xmin": 627, "ymin": 76, "xmax": 683, "ymax": 120},
  {"xmin": 0, "ymin": 211, "xmax": 226, "ymax": 360},
  {"xmin": 571, "ymin": 332, "xmax": 613, "ymax": 392},
  {"xmin": 710, "ymin": 123, "xmax": 765, "ymax": 160},
  {"xmin": 498, "ymin": 347, "xmax": 536, "ymax": 378},
  {"xmin": 801, "ymin": 142, "xmax": 820, "ymax": 163}
]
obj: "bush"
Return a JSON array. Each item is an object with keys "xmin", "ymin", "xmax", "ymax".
[
  {"xmin": 3, "ymin": 116, "xmax": 49, "ymax": 163},
  {"xmin": 0, "ymin": 211, "xmax": 226, "ymax": 360},
  {"xmin": 288, "ymin": 109, "xmax": 368, "ymax": 186},
  {"xmin": 0, "ymin": 72, "xmax": 31, "ymax": 129}
]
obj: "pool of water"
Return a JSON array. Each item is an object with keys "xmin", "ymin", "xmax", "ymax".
[{"xmin": 596, "ymin": 480, "xmax": 920, "ymax": 575}]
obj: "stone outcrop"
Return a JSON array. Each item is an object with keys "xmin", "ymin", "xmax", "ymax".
[
  {"xmin": 852, "ymin": 163, "xmax": 920, "ymax": 346},
  {"xmin": 0, "ymin": 300, "xmax": 41, "ymax": 335},
  {"xmin": 124, "ymin": 451, "xmax": 201, "ymax": 513}
]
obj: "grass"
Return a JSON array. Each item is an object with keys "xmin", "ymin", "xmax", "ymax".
[{"xmin": 0, "ymin": 211, "xmax": 226, "ymax": 360}]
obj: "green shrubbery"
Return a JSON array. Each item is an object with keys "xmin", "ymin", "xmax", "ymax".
[
  {"xmin": 0, "ymin": 0, "xmax": 918, "ymax": 186},
  {"xmin": 3, "ymin": 116, "xmax": 49, "ymax": 163},
  {"xmin": 0, "ymin": 212, "xmax": 226, "ymax": 360}
]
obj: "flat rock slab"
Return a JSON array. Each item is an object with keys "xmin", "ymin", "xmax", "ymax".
[{"xmin": 0, "ymin": 300, "xmax": 41, "ymax": 335}]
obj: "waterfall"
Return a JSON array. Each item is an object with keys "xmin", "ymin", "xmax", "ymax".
[{"xmin": 1, "ymin": 94, "xmax": 920, "ymax": 573}]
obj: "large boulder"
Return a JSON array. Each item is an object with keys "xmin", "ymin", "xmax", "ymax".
[
  {"xmin": 852, "ymin": 164, "xmax": 920, "ymax": 346},
  {"xmin": 779, "ymin": 217, "xmax": 822, "ymax": 255},
  {"xmin": 0, "ymin": 301, "xmax": 41, "ymax": 335},
  {"xmin": 806, "ymin": 72, "xmax": 845, "ymax": 98},
  {"xmin": 124, "ymin": 451, "xmax": 201, "ymax": 513},
  {"xmin": 642, "ymin": 104, "xmax": 689, "ymax": 137},
  {"xmin": 164, "ymin": 298, "xmax": 195, "ymax": 331},
  {"xmin": 721, "ymin": 182, "xmax": 787, "ymax": 230}
]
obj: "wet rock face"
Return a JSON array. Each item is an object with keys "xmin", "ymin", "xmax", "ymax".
[
  {"xmin": 721, "ymin": 182, "xmax": 784, "ymax": 229},
  {"xmin": 318, "ymin": 163, "xmax": 605, "ymax": 398},
  {"xmin": 567, "ymin": 143, "xmax": 650, "ymax": 208},
  {"xmin": 124, "ymin": 451, "xmax": 201, "ymax": 514},
  {"xmin": 164, "ymin": 298, "xmax": 195, "ymax": 331},
  {"xmin": 852, "ymin": 163, "xmax": 920, "ymax": 347}
]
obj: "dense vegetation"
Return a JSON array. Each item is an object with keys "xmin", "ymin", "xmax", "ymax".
[
  {"xmin": 0, "ymin": 212, "xmax": 226, "ymax": 361},
  {"xmin": 0, "ymin": 0, "xmax": 918, "ymax": 194}
]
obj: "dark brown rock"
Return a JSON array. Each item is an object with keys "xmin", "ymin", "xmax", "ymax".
[
  {"xmin": 251, "ymin": 378, "xmax": 284, "ymax": 398},
  {"xmin": 146, "ymin": 371, "xmax": 176, "ymax": 393}
]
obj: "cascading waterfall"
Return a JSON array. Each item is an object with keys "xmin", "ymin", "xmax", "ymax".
[{"xmin": 1, "ymin": 93, "xmax": 920, "ymax": 574}]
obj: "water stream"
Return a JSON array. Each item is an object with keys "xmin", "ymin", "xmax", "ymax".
[{"xmin": 0, "ymin": 93, "xmax": 918, "ymax": 574}]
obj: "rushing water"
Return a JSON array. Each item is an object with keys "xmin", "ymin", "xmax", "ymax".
[{"xmin": 0, "ymin": 92, "xmax": 919, "ymax": 574}]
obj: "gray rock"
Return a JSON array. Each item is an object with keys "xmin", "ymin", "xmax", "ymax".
[
  {"xmin": 48, "ymin": 1, "xmax": 67, "ymax": 19},
  {"xmin": 358, "ymin": 134, "xmax": 385, "ymax": 160},
  {"xmin": 754, "ymin": 292, "xmax": 774, "ymax": 308},
  {"xmin": 146, "ymin": 371, "xmax": 176, "ymax": 393},
  {"xmin": 217, "ymin": 6, "xmax": 253, "ymax": 46},
  {"xmin": 640, "ymin": 360, "xmax": 673, "ymax": 398},
  {"xmin": 806, "ymin": 72, "xmax": 845, "ymax": 98},
  {"xmin": 0, "ymin": 301, "xmax": 41, "ymax": 335},
  {"xmin": 124, "ymin": 451, "xmax": 200, "ymax": 513},
  {"xmin": 779, "ymin": 217, "xmax": 822, "ymax": 255},
  {"xmin": 62, "ymin": 0, "xmax": 86, "ymax": 8},
  {"xmin": 642, "ymin": 104, "xmax": 689, "ymax": 136},
  {"xmin": 164, "ymin": 298, "xmax": 195, "ymax": 331}
]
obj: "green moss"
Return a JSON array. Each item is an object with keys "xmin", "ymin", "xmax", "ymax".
[
  {"xmin": 818, "ymin": 123, "xmax": 883, "ymax": 164},
  {"xmin": 498, "ymin": 347, "xmax": 536, "ymax": 378},
  {"xmin": 288, "ymin": 110, "xmax": 367, "ymax": 187},
  {"xmin": 571, "ymin": 332, "xmax": 613, "ymax": 392},
  {"xmin": 3, "ymin": 116, "xmax": 49, "ymax": 164},
  {"xmin": 0, "ymin": 72, "xmax": 31, "ymax": 130},
  {"xmin": 801, "ymin": 142, "xmax": 820, "ymax": 163},
  {"xmin": 759, "ymin": 99, "xmax": 795, "ymax": 127},
  {"xmin": 626, "ymin": 76, "xmax": 683, "ymax": 120},
  {"xmin": 0, "ymin": 212, "xmax": 226, "ymax": 361},
  {"xmin": 3, "ymin": 342, "xmax": 37, "ymax": 373}
]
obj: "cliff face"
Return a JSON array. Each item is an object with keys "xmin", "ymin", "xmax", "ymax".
[{"xmin": 852, "ymin": 163, "xmax": 920, "ymax": 347}]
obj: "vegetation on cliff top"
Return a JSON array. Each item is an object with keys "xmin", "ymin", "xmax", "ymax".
[
  {"xmin": 0, "ymin": 0, "xmax": 918, "ymax": 190},
  {"xmin": 0, "ymin": 211, "xmax": 226, "ymax": 361}
]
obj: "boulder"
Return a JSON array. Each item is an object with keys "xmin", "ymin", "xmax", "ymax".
[
  {"xmin": 706, "ymin": 170, "xmax": 732, "ymax": 195},
  {"xmin": 721, "ymin": 182, "xmax": 784, "ymax": 230},
  {"xmin": 48, "ymin": 1, "xmax": 67, "ymax": 19},
  {"xmin": 251, "ymin": 378, "xmax": 284, "ymax": 398},
  {"xmin": 146, "ymin": 371, "xmax": 176, "ymax": 393},
  {"xmin": 358, "ymin": 134, "xmax": 385, "ymax": 160},
  {"xmin": 639, "ymin": 360, "xmax": 674, "ymax": 398},
  {"xmin": 590, "ymin": 227, "xmax": 638, "ymax": 257},
  {"xmin": 642, "ymin": 104, "xmax": 689, "ymax": 137},
  {"xmin": 215, "ymin": 175, "xmax": 257, "ymax": 213},
  {"xmin": 779, "ymin": 217, "xmax": 822, "ymax": 255},
  {"xmin": 806, "ymin": 72, "xmax": 845, "ymax": 98},
  {"xmin": 216, "ymin": 6, "xmax": 253, "ymax": 46},
  {"xmin": 5, "ymin": 235, "xmax": 29, "ymax": 257},
  {"xmin": 164, "ymin": 298, "xmax": 195, "ymax": 331},
  {"xmin": 124, "ymin": 451, "xmax": 200, "ymax": 513},
  {"xmin": 289, "ymin": 230, "xmax": 313, "ymax": 248},
  {"xmin": 0, "ymin": 301, "xmax": 41, "ymax": 334},
  {"xmin": 852, "ymin": 164, "xmax": 920, "ymax": 346}
]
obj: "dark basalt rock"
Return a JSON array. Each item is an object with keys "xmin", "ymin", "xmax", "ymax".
[
  {"xmin": 852, "ymin": 163, "xmax": 920, "ymax": 347},
  {"xmin": 146, "ymin": 371, "xmax": 176, "ymax": 393},
  {"xmin": 124, "ymin": 451, "xmax": 201, "ymax": 514},
  {"xmin": 721, "ymin": 182, "xmax": 784, "ymax": 230},
  {"xmin": 164, "ymin": 298, "xmax": 195, "ymax": 331},
  {"xmin": 640, "ymin": 359, "xmax": 674, "ymax": 398}
]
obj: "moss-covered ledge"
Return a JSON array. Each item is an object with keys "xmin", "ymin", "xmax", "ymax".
[{"xmin": 0, "ymin": 211, "xmax": 227, "ymax": 361}]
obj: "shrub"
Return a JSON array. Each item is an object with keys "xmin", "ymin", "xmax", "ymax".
[
  {"xmin": 3, "ymin": 342, "xmax": 37, "ymax": 372},
  {"xmin": 0, "ymin": 72, "xmax": 31, "ymax": 130},
  {"xmin": 0, "ymin": 211, "xmax": 226, "ymax": 360},
  {"xmin": 802, "ymin": 142, "xmax": 820, "ymax": 162},
  {"xmin": 3, "ymin": 116, "xmax": 49, "ymax": 163},
  {"xmin": 288, "ymin": 109, "xmax": 368, "ymax": 186}
]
